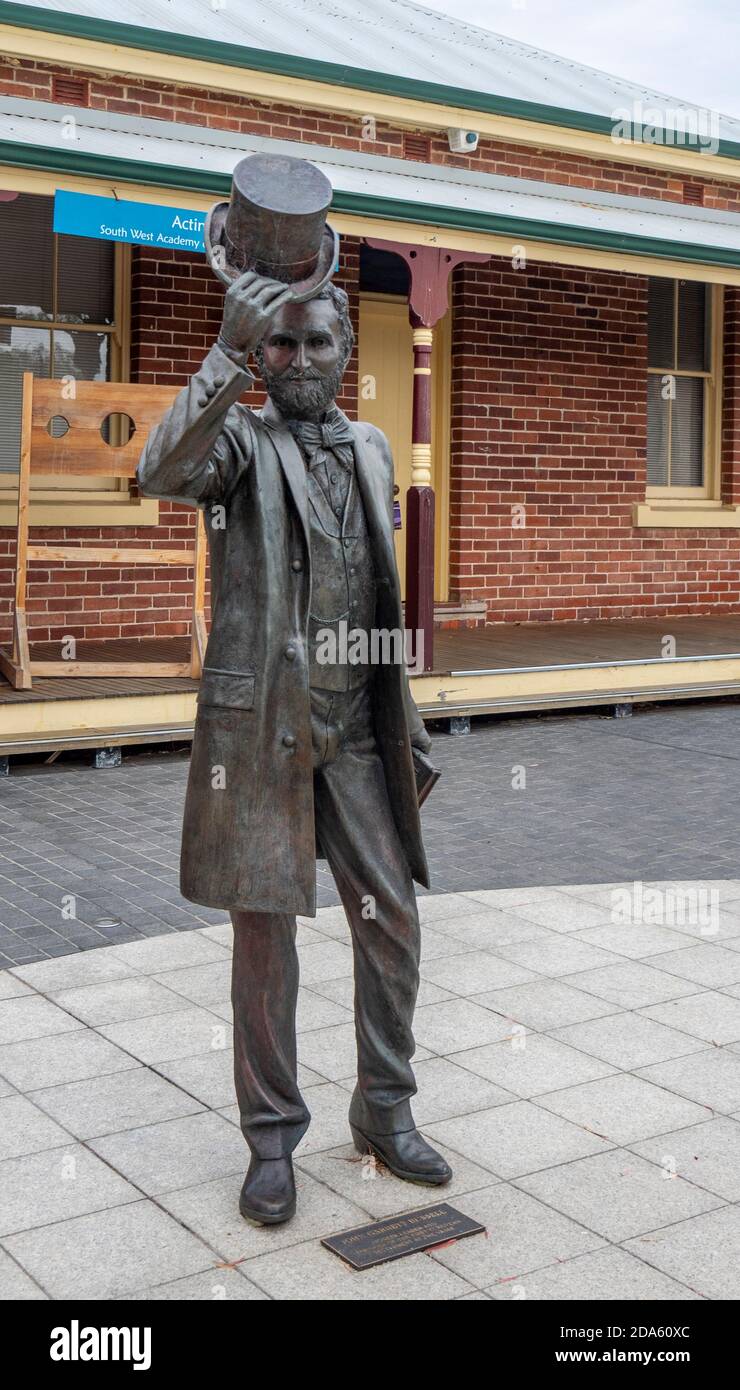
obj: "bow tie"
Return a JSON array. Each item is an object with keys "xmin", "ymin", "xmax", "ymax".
[{"xmin": 290, "ymin": 413, "xmax": 354, "ymax": 471}]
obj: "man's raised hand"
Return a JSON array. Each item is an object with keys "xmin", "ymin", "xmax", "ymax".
[{"xmin": 220, "ymin": 270, "xmax": 295, "ymax": 356}]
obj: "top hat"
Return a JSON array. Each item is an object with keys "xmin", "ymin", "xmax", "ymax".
[{"xmin": 205, "ymin": 153, "xmax": 338, "ymax": 303}]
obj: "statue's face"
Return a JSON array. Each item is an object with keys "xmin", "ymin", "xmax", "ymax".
[{"xmin": 259, "ymin": 298, "xmax": 346, "ymax": 420}]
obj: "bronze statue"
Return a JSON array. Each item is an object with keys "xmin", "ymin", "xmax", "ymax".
[{"xmin": 137, "ymin": 153, "xmax": 450, "ymax": 1225}]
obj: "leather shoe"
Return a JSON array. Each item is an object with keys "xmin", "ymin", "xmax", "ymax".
[
  {"xmin": 350, "ymin": 1124, "xmax": 452, "ymax": 1185},
  {"xmin": 239, "ymin": 1156, "xmax": 296, "ymax": 1224}
]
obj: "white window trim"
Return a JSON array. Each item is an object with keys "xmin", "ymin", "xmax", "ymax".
[{"xmin": 636, "ymin": 283, "xmax": 727, "ymax": 527}]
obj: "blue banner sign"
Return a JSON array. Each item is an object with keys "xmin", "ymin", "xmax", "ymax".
[{"xmin": 53, "ymin": 190, "xmax": 206, "ymax": 251}]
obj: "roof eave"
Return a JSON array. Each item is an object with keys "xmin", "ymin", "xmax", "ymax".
[
  {"xmin": 3, "ymin": 137, "xmax": 740, "ymax": 272},
  {"xmin": 2, "ymin": 1, "xmax": 739, "ymax": 163}
]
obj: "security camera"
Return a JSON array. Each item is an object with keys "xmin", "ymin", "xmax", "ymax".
[{"xmin": 447, "ymin": 129, "xmax": 479, "ymax": 153}]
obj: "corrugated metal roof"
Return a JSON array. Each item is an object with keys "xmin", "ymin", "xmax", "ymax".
[
  {"xmin": 4, "ymin": 96, "xmax": 740, "ymax": 267},
  {"xmin": 5, "ymin": 0, "xmax": 740, "ymax": 142}
]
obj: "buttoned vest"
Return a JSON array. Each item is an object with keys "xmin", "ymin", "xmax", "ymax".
[{"xmin": 307, "ymin": 458, "xmax": 376, "ymax": 691}]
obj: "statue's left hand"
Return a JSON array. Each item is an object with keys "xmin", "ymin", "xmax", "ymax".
[{"xmin": 411, "ymin": 729, "xmax": 432, "ymax": 755}]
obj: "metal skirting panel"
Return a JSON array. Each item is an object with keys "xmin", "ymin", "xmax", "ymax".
[
  {"xmin": 0, "ymin": 724, "xmax": 195, "ymax": 756},
  {"xmin": 415, "ymin": 680, "xmax": 740, "ymax": 718}
]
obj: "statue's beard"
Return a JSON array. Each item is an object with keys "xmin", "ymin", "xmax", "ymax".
[{"xmin": 260, "ymin": 361, "xmax": 345, "ymax": 421}]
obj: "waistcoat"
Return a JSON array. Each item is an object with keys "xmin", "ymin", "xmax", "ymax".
[{"xmin": 307, "ymin": 456, "xmax": 377, "ymax": 691}]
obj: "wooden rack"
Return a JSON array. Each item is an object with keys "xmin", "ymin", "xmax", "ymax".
[{"xmin": 0, "ymin": 374, "xmax": 207, "ymax": 690}]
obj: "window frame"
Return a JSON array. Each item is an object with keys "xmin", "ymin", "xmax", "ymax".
[
  {"xmin": 0, "ymin": 221, "xmax": 157, "ymax": 526},
  {"xmin": 646, "ymin": 279, "xmax": 724, "ymax": 501}
]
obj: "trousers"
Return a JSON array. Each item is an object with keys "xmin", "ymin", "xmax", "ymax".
[{"xmin": 230, "ymin": 681, "xmax": 422, "ymax": 1159}]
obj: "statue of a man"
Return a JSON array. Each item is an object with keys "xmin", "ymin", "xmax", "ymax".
[{"xmin": 137, "ymin": 157, "xmax": 451, "ymax": 1226}]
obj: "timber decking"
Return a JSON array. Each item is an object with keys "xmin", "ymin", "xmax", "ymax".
[
  {"xmin": 3, "ymin": 618, "xmax": 740, "ymax": 706},
  {"xmin": 433, "ymin": 615, "xmax": 740, "ymax": 673}
]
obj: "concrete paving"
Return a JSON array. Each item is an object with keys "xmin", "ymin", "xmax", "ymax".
[
  {"xmin": 3, "ymin": 699, "xmax": 740, "ymax": 966},
  {"xmin": 1, "ymin": 880, "xmax": 739, "ymax": 1301}
]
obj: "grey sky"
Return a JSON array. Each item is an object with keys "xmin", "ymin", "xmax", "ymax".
[{"xmin": 421, "ymin": 0, "xmax": 740, "ymax": 120}]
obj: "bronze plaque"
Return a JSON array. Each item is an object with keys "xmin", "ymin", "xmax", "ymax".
[{"xmin": 321, "ymin": 1203, "xmax": 485, "ymax": 1271}]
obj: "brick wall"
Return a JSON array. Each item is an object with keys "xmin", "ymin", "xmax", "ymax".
[
  {"xmin": 449, "ymin": 260, "xmax": 740, "ymax": 622},
  {"xmin": 3, "ymin": 51, "xmax": 740, "ymax": 639},
  {"xmin": 4, "ymin": 242, "xmax": 740, "ymax": 640}
]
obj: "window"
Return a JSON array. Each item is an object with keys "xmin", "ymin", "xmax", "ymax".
[
  {"xmin": 647, "ymin": 277, "xmax": 719, "ymax": 494},
  {"xmin": 0, "ymin": 192, "xmax": 126, "ymax": 475}
]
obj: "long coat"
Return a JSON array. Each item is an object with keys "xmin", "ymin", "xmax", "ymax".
[{"xmin": 137, "ymin": 342, "xmax": 430, "ymax": 917}]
